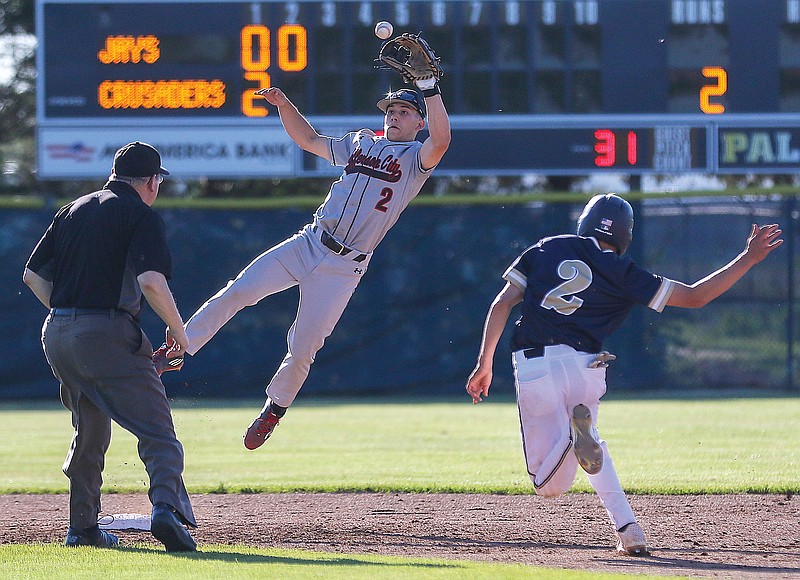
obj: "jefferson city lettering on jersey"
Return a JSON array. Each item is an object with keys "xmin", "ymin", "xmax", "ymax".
[{"xmin": 344, "ymin": 147, "xmax": 403, "ymax": 182}]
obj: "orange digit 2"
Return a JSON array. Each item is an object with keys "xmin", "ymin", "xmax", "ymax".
[{"xmin": 700, "ymin": 66, "xmax": 727, "ymax": 114}]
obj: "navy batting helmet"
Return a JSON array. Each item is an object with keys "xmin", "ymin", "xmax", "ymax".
[
  {"xmin": 577, "ymin": 193, "xmax": 634, "ymax": 255},
  {"xmin": 376, "ymin": 88, "xmax": 426, "ymax": 118}
]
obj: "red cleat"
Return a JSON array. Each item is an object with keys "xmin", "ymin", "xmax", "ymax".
[{"xmin": 243, "ymin": 411, "xmax": 281, "ymax": 450}]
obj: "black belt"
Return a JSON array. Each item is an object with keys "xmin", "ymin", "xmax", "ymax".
[
  {"xmin": 522, "ymin": 344, "xmax": 545, "ymax": 359},
  {"xmin": 51, "ymin": 307, "xmax": 132, "ymax": 319},
  {"xmin": 317, "ymin": 227, "xmax": 367, "ymax": 262}
]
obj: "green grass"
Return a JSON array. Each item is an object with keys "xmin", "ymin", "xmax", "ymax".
[
  {"xmin": 0, "ymin": 543, "xmax": 679, "ymax": 580},
  {"xmin": 0, "ymin": 396, "xmax": 792, "ymax": 579},
  {"xmin": 1, "ymin": 396, "xmax": 798, "ymax": 495}
]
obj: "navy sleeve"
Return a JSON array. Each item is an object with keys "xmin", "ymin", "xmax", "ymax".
[{"xmin": 619, "ymin": 261, "xmax": 666, "ymax": 307}]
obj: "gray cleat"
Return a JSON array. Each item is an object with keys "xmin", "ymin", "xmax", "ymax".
[
  {"xmin": 571, "ymin": 404, "xmax": 603, "ymax": 475},
  {"xmin": 616, "ymin": 522, "xmax": 649, "ymax": 556}
]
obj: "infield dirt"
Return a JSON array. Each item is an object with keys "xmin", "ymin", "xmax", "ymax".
[{"xmin": 1, "ymin": 492, "xmax": 797, "ymax": 578}]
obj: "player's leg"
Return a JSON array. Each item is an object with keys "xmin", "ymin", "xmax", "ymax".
[
  {"xmin": 586, "ymin": 445, "xmax": 647, "ymax": 555},
  {"xmin": 567, "ymin": 353, "xmax": 647, "ymax": 555},
  {"xmin": 586, "ymin": 445, "xmax": 637, "ymax": 529},
  {"xmin": 267, "ymin": 257, "xmax": 364, "ymax": 406},
  {"xmin": 182, "ymin": 234, "xmax": 303, "ymax": 356},
  {"xmin": 566, "ymin": 356, "xmax": 634, "ymax": 528},
  {"xmin": 561, "ymin": 354, "xmax": 606, "ymax": 474},
  {"xmin": 513, "ymin": 351, "xmax": 580, "ymax": 497},
  {"xmin": 243, "ymin": 255, "xmax": 365, "ymax": 449}
]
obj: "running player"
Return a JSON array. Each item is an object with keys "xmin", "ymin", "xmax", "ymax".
[
  {"xmin": 466, "ymin": 193, "xmax": 782, "ymax": 555},
  {"xmin": 155, "ymin": 85, "xmax": 450, "ymax": 450}
]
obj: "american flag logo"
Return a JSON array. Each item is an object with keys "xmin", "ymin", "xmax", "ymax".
[
  {"xmin": 45, "ymin": 142, "xmax": 95, "ymax": 162},
  {"xmin": 600, "ymin": 218, "xmax": 613, "ymax": 231}
]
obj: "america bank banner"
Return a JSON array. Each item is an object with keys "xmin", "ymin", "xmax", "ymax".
[{"xmin": 37, "ymin": 126, "xmax": 297, "ymax": 179}]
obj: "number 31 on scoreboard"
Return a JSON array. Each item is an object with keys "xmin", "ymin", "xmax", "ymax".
[{"xmin": 594, "ymin": 129, "xmax": 638, "ymax": 168}]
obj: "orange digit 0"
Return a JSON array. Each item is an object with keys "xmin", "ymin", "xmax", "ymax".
[
  {"xmin": 278, "ymin": 24, "xmax": 307, "ymax": 72},
  {"xmin": 241, "ymin": 25, "xmax": 270, "ymax": 72}
]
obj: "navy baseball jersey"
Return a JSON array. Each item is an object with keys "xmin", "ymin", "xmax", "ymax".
[{"xmin": 504, "ymin": 235, "xmax": 675, "ymax": 353}]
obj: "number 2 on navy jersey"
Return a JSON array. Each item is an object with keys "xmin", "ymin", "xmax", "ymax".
[
  {"xmin": 540, "ymin": 260, "xmax": 593, "ymax": 315},
  {"xmin": 375, "ymin": 187, "xmax": 393, "ymax": 213}
]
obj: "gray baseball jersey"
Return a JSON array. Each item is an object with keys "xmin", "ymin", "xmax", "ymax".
[
  {"xmin": 183, "ymin": 130, "xmax": 433, "ymax": 407},
  {"xmin": 315, "ymin": 130, "xmax": 431, "ymax": 253}
]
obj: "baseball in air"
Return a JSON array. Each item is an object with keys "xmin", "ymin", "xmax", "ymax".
[{"xmin": 375, "ymin": 21, "xmax": 393, "ymax": 40}]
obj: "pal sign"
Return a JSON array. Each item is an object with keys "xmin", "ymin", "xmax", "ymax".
[{"xmin": 719, "ymin": 128, "xmax": 800, "ymax": 171}]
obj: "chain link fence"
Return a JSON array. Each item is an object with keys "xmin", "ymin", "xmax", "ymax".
[{"xmin": 2, "ymin": 194, "xmax": 797, "ymax": 400}]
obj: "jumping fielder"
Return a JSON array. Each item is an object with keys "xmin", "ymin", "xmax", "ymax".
[
  {"xmin": 466, "ymin": 194, "xmax": 782, "ymax": 555},
  {"xmin": 154, "ymin": 47, "xmax": 450, "ymax": 449}
]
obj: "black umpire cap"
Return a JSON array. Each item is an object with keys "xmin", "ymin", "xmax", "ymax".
[
  {"xmin": 113, "ymin": 141, "xmax": 170, "ymax": 177},
  {"xmin": 376, "ymin": 88, "xmax": 426, "ymax": 118}
]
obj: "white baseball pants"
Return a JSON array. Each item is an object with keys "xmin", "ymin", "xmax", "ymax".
[{"xmin": 513, "ymin": 344, "xmax": 636, "ymax": 529}]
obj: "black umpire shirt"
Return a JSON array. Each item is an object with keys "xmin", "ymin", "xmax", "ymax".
[{"xmin": 25, "ymin": 180, "xmax": 173, "ymax": 319}]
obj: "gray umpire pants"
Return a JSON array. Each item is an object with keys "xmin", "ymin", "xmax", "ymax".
[{"xmin": 42, "ymin": 309, "xmax": 196, "ymax": 529}]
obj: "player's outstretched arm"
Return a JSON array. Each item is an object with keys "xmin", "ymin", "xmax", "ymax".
[
  {"xmin": 419, "ymin": 92, "xmax": 451, "ymax": 171},
  {"xmin": 255, "ymin": 87, "xmax": 331, "ymax": 161},
  {"xmin": 467, "ymin": 282, "xmax": 523, "ymax": 404},
  {"xmin": 667, "ymin": 223, "xmax": 783, "ymax": 309}
]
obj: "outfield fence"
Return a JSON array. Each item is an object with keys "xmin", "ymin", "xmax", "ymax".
[{"xmin": 2, "ymin": 193, "xmax": 797, "ymax": 400}]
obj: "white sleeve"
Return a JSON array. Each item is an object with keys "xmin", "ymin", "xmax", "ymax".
[
  {"xmin": 648, "ymin": 278, "xmax": 676, "ymax": 312},
  {"xmin": 503, "ymin": 262, "xmax": 527, "ymax": 290}
]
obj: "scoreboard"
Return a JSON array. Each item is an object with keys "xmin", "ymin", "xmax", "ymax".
[{"xmin": 35, "ymin": 0, "xmax": 800, "ymax": 178}]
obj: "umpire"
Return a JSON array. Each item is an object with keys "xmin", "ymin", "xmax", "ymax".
[{"xmin": 23, "ymin": 141, "xmax": 197, "ymax": 552}]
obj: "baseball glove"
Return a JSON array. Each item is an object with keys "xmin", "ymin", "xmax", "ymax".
[
  {"xmin": 375, "ymin": 33, "xmax": 443, "ymax": 85},
  {"xmin": 588, "ymin": 351, "xmax": 617, "ymax": 369}
]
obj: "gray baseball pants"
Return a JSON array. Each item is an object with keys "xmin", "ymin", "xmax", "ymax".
[
  {"xmin": 184, "ymin": 224, "xmax": 370, "ymax": 407},
  {"xmin": 42, "ymin": 309, "xmax": 196, "ymax": 529}
]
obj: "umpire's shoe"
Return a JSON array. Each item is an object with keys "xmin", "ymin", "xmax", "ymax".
[
  {"xmin": 571, "ymin": 404, "xmax": 604, "ymax": 475},
  {"xmin": 243, "ymin": 410, "xmax": 281, "ymax": 450},
  {"xmin": 151, "ymin": 503, "xmax": 197, "ymax": 553},
  {"xmin": 65, "ymin": 525, "xmax": 119, "ymax": 548},
  {"xmin": 152, "ymin": 342, "xmax": 184, "ymax": 376}
]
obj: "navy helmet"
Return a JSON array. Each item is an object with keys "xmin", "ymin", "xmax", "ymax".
[
  {"xmin": 376, "ymin": 88, "xmax": 426, "ymax": 118},
  {"xmin": 577, "ymin": 193, "xmax": 634, "ymax": 255}
]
